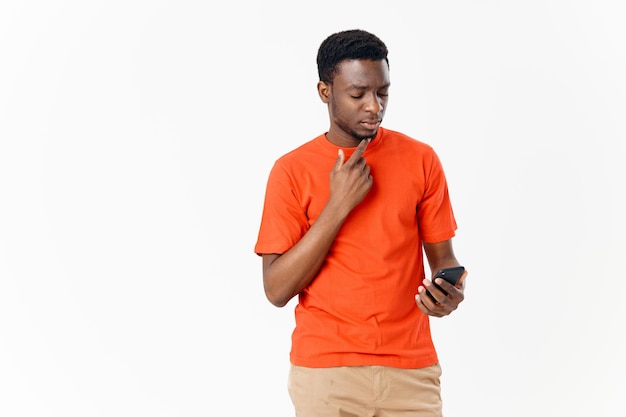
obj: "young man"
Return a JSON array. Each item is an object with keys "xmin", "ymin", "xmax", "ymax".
[{"xmin": 255, "ymin": 29, "xmax": 466, "ymax": 417}]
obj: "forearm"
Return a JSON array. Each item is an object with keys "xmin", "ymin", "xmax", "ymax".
[
  {"xmin": 422, "ymin": 240, "xmax": 460, "ymax": 278},
  {"xmin": 262, "ymin": 201, "xmax": 349, "ymax": 307}
]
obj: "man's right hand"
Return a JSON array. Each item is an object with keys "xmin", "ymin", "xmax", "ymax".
[{"xmin": 328, "ymin": 139, "xmax": 373, "ymax": 216}]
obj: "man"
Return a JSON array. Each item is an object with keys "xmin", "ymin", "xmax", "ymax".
[{"xmin": 254, "ymin": 29, "xmax": 466, "ymax": 417}]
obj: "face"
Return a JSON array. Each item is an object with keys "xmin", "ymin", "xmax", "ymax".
[{"xmin": 318, "ymin": 59, "xmax": 390, "ymax": 147}]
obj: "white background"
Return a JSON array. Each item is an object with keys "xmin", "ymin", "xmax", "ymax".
[{"xmin": 1, "ymin": 1, "xmax": 625, "ymax": 416}]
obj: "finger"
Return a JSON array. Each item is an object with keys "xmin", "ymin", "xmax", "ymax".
[
  {"xmin": 423, "ymin": 278, "xmax": 445, "ymax": 304},
  {"xmin": 434, "ymin": 278, "xmax": 454, "ymax": 293},
  {"xmin": 415, "ymin": 289, "xmax": 429, "ymax": 312},
  {"xmin": 363, "ymin": 165, "xmax": 372, "ymax": 182},
  {"xmin": 417, "ymin": 285, "xmax": 435, "ymax": 306},
  {"xmin": 416, "ymin": 288, "xmax": 442, "ymax": 317},
  {"xmin": 415, "ymin": 294, "xmax": 429, "ymax": 315},
  {"xmin": 457, "ymin": 270, "xmax": 468, "ymax": 288},
  {"xmin": 347, "ymin": 139, "xmax": 370, "ymax": 163},
  {"xmin": 434, "ymin": 277, "xmax": 464, "ymax": 303},
  {"xmin": 334, "ymin": 149, "xmax": 345, "ymax": 170}
]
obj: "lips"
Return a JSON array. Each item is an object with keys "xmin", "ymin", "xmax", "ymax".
[{"xmin": 361, "ymin": 120, "xmax": 381, "ymax": 130}]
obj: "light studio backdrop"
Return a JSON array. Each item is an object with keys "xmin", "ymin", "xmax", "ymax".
[{"xmin": 1, "ymin": 1, "xmax": 624, "ymax": 416}]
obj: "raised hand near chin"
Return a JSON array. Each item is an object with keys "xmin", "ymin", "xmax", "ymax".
[{"xmin": 328, "ymin": 139, "xmax": 373, "ymax": 216}]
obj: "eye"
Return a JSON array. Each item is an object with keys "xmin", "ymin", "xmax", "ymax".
[{"xmin": 350, "ymin": 95, "xmax": 363, "ymax": 99}]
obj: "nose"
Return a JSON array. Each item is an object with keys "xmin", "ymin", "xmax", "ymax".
[{"xmin": 364, "ymin": 93, "xmax": 384, "ymax": 114}]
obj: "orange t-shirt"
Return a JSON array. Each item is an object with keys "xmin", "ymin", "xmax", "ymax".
[{"xmin": 255, "ymin": 127, "xmax": 457, "ymax": 368}]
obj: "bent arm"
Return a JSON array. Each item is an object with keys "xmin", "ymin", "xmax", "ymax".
[{"xmin": 262, "ymin": 139, "xmax": 373, "ymax": 307}]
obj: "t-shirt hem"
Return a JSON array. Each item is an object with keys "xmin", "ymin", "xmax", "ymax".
[
  {"xmin": 290, "ymin": 354, "xmax": 440, "ymax": 370},
  {"xmin": 421, "ymin": 230, "xmax": 456, "ymax": 244}
]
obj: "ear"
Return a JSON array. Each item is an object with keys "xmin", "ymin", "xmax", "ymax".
[{"xmin": 317, "ymin": 81, "xmax": 331, "ymax": 103}]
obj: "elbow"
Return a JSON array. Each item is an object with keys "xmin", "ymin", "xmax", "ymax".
[
  {"xmin": 264, "ymin": 287, "xmax": 292, "ymax": 308},
  {"xmin": 262, "ymin": 255, "xmax": 299, "ymax": 307},
  {"xmin": 268, "ymin": 298, "xmax": 289, "ymax": 308}
]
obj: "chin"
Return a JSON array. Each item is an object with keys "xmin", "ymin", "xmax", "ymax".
[
  {"xmin": 355, "ymin": 131, "xmax": 378, "ymax": 142},
  {"xmin": 353, "ymin": 129, "xmax": 378, "ymax": 141}
]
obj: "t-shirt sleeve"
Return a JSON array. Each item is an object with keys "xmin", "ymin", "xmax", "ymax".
[
  {"xmin": 254, "ymin": 161, "xmax": 310, "ymax": 256},
  {"xmin": 417, "ymin": 148, "xmax": 457, "ymax": 243}
]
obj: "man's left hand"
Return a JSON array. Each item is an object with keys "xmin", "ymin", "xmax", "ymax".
[{"xmin": 415, "ymin": 277, "xmax": 465, "ymax": 317}]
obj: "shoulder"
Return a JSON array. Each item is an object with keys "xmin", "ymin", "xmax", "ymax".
[
  {"xmin": 276, "ymin": 137, "xmax": 321, "ymax": 163},
  {"xmin": 268, "ymin": 134, "xmax": 330, "ymax": 180}
]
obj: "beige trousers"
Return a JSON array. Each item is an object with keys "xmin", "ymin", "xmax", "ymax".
[{"xmin": 288, "ymin": 363, "xmax": 443, "ymax": 417}]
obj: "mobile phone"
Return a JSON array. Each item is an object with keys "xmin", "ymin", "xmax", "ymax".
[
  {"xmin": 434, "ymin": 266, "xmax": 466, "ymax": 287},
  {"xmin": 425, "ymin": 266, "xmax": 466, "ymax": 303}
]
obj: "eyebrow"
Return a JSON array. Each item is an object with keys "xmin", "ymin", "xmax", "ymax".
[{"xmin": 348, "ymin": 82, "xmax": 391, "ymax": 90}]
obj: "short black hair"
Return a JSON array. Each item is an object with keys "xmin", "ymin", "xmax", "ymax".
[{"xmin": 317, "ymin": 29, "xmax": 389, "ymax": 83}]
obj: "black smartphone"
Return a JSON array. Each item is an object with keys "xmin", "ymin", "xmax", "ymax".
[
  {"xmin": 434, "ymin": 266, "xmax": 466, "ymax": 286},
  {"xmin": 426, "ymin": 266, "xmax": 465, "ymax": 303}
]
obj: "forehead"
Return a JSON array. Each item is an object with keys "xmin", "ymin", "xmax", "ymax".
[{"xmin": 334, "ymin": 59, "xmax": 390, "ymax": 87}]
